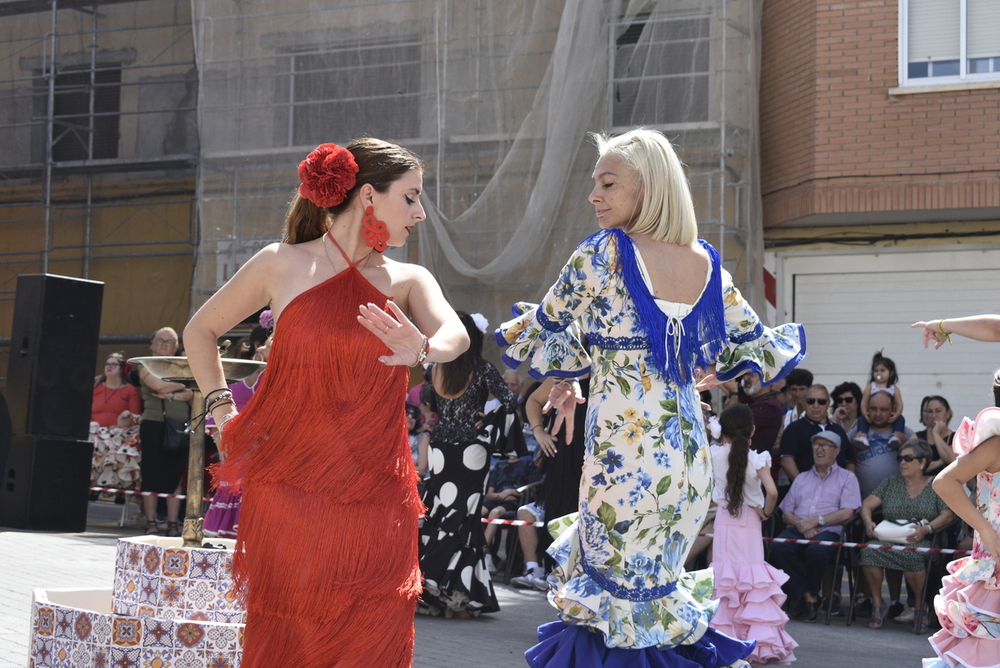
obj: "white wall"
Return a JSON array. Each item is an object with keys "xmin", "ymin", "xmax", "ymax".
[{"xmin": 777, "ymin": 245, "xmax": 1000, "ymax": 431}]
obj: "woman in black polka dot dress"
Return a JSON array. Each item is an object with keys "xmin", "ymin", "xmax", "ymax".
[{"xmin": 417, "ymin": 312, "xmax": 518, "ymax": 617}]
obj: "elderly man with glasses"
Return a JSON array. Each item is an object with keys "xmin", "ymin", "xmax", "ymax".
[
  {"xmin": 769, "ymin": 429, "xmax": 862, "ymax": 622},
  {"xmin": 779, "ymin": 384, "xmax": 855, "ymax": 485}
]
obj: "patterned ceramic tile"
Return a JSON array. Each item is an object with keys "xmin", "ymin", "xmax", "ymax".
[
  {"xmin": 93, "ymin": 645, "xmax": 112, "ymax": 668},
  {"xmin": 49, "ymin": 638, "xmax": 74, "ymax": 668},
  {"xmin": 110, "ymin": 646, "xmax": 141, "ymax": 668},
  {"xmin": 35, "ymin": 606, "xmax": 55, "ymax": 638},
  {"xmin": 174, "ymin": 622, "xmax": 206, "ymax": 650},
  {"xmin": 141, "ymin": 618, "xmax": 174, "ymax": 648},
  {"xmin": 204, "ymin": 626, "xmax": 237, "ymax": 652},
  {"xmin": 188, "ymin": 552, "xmax": 219, "ymax": 581},
  {"xmin": 73, "ymin": 612, "xmax": 93, "ymax": 642},
  {"xmin": 204, "ymin": 652, "xmax": 236, "ymax": 668},
  {"xmin": 32, "ymin": 637, "xmax": 53, "ymax": 667},
  {"xmin": 119, "ymin": 570, "xmax": 142, "ymax": 605},
  {"xmin": 141, "ymin": 647, "xmax": 176, "ymax": 668},
  {"xmin": 143, "ymin": 545, "xmax": 162, "ymax": 575},
  {"xmin": 91, "ymin": 612, "xmax": 113, "ymax": 646},
  {"xmin": 161, "ymin": 549, "xmax": 190, "ymax": 579},
  {"xmin": 138, "ymin": 574, "xmax": 158, "ymax": 605},
  {"xmin": 70, "ymin": 641, "xmax": 92, "ymax": 667},
  {"xmin": 111, "ymin": 617, "xmax": 143, "ymax": 647},
  {"xmin": 172, "ymin": 649, "xmax": 204, "ymax": 668},
  {"xmin": 54, "ymin": 608, "xmax": 76, "ymax": 639},
  {"xmin": 184, "ymin": 581, "xmax": 216, "ymax": 612},
  {"xmin": 160, "ymin": 579, "xmax": 187, "ymax": 608}
]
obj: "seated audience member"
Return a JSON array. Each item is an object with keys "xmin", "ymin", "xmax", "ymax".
[
  {"xmin": 830, "ymin": 382, "xmax": 862, "ymax": 436},
  {"xmin": 781, "ymin": 368, "xmax": 813, "ymax": 428},
  {"xmin": 780, "ymin": 385, "xmax": 854, "ymax": 483},
  {"xmin": 90, "ymin": 352, "xmax": 143, "ymax": 494},
  {"xmin": 481, "ymin": 452, "xmax": 542, "ymax": 573},
  {"xmin": 858, "ymin": 440, "xmax": 953, "ymax": 632},
  {"xmin": 909, "ymin": 395, "xmax": 955, "ymax": 474},
  {"xmin": 851, "ymin": 391, "xmax": 915, "ymax": 499},
  {"xmin": 768, "ymin": 430, "xmax": 861, "ymax": 622}
]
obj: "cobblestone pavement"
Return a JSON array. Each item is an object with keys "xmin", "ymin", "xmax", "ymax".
[{"xmin": 0, "ymin": 502, "xmax": 939, "ymax": 668}]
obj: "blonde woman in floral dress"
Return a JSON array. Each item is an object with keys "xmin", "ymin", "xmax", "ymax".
[{"xmin": 497, "ymin": 129, "xmax": 805, "ymax": 667}]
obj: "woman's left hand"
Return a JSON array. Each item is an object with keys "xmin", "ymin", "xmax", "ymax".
[
  {"xmin": 358, "ymin": 301, "xmax": 426, "ymax": 366},
  {"xmin": 907, "ymin": 524, "xmax": 931, "ymax": 543}
]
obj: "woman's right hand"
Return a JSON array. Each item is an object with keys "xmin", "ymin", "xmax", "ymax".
[{"xmin": 864, "ymin": 518, "xmax": 877, "ymax": 538}]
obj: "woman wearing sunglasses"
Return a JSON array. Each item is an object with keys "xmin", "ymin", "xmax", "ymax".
[
  {"xmin": 830, "ymin": 381, "xmax": 862, "ymax": 435},
  {"xmin": 858, "ymin": 439, "xmax": 954, "ymax": 632}
]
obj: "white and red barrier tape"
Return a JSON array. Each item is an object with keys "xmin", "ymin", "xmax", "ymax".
[
  {"xmin": 477, "ymin": 518, "xmax": 971, "ymax": 556},
  {"xmin": 90, "ymin": 486, "xmax": 212, "ymax": 503}
]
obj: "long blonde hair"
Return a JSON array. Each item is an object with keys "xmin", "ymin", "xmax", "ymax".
[{"xmin": 591, "ymin": 128, "xmax": 697, "ymax": 245}]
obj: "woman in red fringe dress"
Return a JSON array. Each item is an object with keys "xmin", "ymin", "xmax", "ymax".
[{"xmin": 184, "ymin": 139, "xmax": 469, "ymax": 668}]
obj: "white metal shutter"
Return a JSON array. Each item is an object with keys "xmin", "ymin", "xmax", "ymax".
[
  {"xmin": 780, "ymin": 248, "xmax": 1000, "ymax": 429},
  {"xmin": 908, "ymin": 0, "xmax": 960, "ymax": 63},
  {"xmin": 968, "ymin": 0, "xmax": 1000, "ymax": 60}
]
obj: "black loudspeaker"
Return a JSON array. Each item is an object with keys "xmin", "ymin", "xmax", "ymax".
[
  {"xmin": 0, "ymin": 434, "xmax": 94, "ymax": 531},
  {"xmin": 5, "ymin": 274, "xmax": 104, "ymax": 440},
  {"xmin": 0, "ymin": 391, "xmax": 10, "ymax": 483}
]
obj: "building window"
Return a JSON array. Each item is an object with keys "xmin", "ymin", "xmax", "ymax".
[
  {"xmin": 902, "ymin": 0, "xmax": 1000, "ymax": 84},
  {"xmin": 287, "ymin": 39, "xmax": 421, "ymax": 147},
  {"xmin": 610, "ymin": 14, "xmax": 711, "ymax": 127},
  {"xmin": 49, "ymin": 65, "xmax": 122, "ymax": 161}
]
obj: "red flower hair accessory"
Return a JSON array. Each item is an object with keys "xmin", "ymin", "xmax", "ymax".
[{"xmin": 297, "ymin": 143, "xmax": 359, "ymax": 208}]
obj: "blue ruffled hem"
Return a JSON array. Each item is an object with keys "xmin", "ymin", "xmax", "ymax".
[
  {"xmin": 714, "ymin": 323, "xmax": 807, "ymax": 388},
  {"xmin": 525, "ymin": 621, "xmax": 755, "ymax": 668}
]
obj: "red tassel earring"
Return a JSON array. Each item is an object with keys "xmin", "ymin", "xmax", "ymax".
[{"xmin": 361, "ymin": 206, "xmax": 389, "ymax": 252}]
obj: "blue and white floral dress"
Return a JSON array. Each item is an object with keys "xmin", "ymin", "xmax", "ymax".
[{"xmin": 496, "ymin": 228, "xmax": 805, "ymax": 667}]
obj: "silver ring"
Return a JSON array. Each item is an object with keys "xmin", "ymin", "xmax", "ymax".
[{"xmin": 383, "ymin": 326, "xmax": 389, "ymax": 334}]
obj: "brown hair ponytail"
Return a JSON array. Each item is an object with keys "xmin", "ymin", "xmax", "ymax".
[
  {"xmin": 719, "ymin": 403, "xmax": 755, "ymax": 517},
  {"xmin": 282, "ymin": 193, "xmax": 329, "ymax": 244}
]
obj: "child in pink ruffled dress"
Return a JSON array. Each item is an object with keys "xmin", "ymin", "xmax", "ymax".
[
  {"xmin": 710, "ymin": 403, "xmax": 797, "ymax": 665},
  {"xmin": 924, "ymin": 382, "xmax": 1000, "ymax": 668}
]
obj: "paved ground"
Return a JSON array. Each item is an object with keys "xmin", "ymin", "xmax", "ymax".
[{"xmin": 0, "ymin": 501, "xmax": 942, "ymax": 667}]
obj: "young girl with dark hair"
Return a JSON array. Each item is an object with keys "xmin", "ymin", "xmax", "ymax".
[
  {"xmin": 709, "ymin": 403, "xmax": 796, "ymax": 666},
  {"xmin": 855, "ymin": 350, "xmax": 907, "ymax": 449}
]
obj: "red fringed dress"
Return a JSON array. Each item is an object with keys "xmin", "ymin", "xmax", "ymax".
[{"xmin": 214, "ymin": 264, "xmax": 423, "ymax": 668}]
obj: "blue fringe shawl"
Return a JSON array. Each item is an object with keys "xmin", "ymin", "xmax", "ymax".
[{"xmin": 611, "ymin": 228, "xmax": 727, "ymax": 386}]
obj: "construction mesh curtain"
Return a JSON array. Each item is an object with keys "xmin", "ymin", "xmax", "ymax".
[{"xmin": 191, "ymin": 0, "xmax": 765, "ymax": 343}]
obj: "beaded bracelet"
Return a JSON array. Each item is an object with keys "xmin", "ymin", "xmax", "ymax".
[
  {"xmin": 208, "ymin": 399, "xmax": 235, "ymax": 414},
  {"xmin": 204, "ymin": 387, "xmax": 230, "ymax": 401},
  {"xmin": 410, "ymin": 335, "xmax": 430, "ymax": 367},
  {"xmin": 206, "ymin": 390, "xmax": 235, "ymax": 410}
]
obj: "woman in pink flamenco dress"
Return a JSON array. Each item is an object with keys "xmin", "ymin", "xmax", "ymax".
[
  {"xmin": 709, "ymin": 403, "xmax": 797, "ymax": 665},
  {"xmin": 924, "ymin": 398, "xmax": 1000, "ymax": 668}
]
